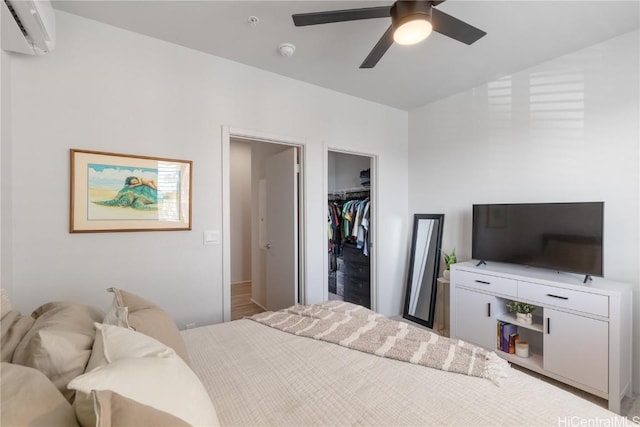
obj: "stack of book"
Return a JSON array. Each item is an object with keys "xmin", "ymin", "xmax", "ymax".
[{"xmin": 497, "ymin": 321, "xmax": 519, "ymax": 354}]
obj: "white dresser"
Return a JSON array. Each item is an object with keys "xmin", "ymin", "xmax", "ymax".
[{"xmin": 450, "ymin": 261, "xmax": 632, "ymax": 414}]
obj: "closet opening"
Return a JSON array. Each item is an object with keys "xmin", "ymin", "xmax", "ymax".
[{"xmin": 327, "ymin": 150, "xmax": 374, "ymax": 309}]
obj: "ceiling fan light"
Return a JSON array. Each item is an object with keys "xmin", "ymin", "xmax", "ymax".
[{"xmin": 393, "ymin": 17, "xmax": 432, "ymax": 45}]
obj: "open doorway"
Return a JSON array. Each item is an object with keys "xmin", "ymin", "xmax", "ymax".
[
  {"xmin": 229, "ymin": 137, "xmax": 302, "ymax": 320},
  {"xmin": 327, "ymin": 150, "xmax": 374, "ymax": 309}
]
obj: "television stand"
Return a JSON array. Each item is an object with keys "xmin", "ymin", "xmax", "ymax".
[
  {"xmin": 475, "ymin": 259, "xmax": 486, "ymax": 267},
  {"xmin": 583, "ymin": 274, "xmax": 592, "ymax": 284},
  {"xmin": 450, "ymin": 261, "xmax": 632, "ymax": 414}
]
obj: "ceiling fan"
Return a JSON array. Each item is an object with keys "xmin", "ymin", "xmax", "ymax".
[{"xmin": 292, "ymin": 1, "xmax": 486, "ymax": 69}]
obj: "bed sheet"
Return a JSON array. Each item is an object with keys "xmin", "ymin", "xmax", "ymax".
[{"xmin": 182, "ymin": 319, "xmax": 630, "ymax": 426}]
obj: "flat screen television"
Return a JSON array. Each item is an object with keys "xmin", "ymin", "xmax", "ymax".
[{"xmin": 472, "ymin": 202, "xmax": 604, "ymax": 277}]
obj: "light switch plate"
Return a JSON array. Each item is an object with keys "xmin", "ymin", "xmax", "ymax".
[{"xmin": 203, "ymin": 230, "xmax": 219, "ymax": 246}]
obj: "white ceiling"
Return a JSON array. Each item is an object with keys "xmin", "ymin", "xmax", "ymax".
[{"xmin": 52, "ymin": 0, "xmax": 640, "ymax": 111}]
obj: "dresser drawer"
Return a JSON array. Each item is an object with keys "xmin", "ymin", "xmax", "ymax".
[
  {"xmin": 342, "ymin": 244, "xmax": 369, "ymax": 264},
  {"xmin": 518, "ymin": 282, "xmax": 608, "ymax": 317},
  {"xmin": 454, "ymin": 270, "xmax": 517, "ymax": 297},
  {"xmin": 342, "ymin": 262, "xmax": 370, "ymax": 280},
  {"xmin": 344, "ymin": 275, "xmax": 370, "ymax": 296},
  {"xmin": 344, "ymin": 292, "xmax": 371, "ymax": 308}
]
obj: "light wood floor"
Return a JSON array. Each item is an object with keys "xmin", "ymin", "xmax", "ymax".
[{"xmin": 231, "ymin": 282, "xmax": 265, "ymax": 321}]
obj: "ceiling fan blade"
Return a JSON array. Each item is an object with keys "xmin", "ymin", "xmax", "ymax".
[
  {"xmin": 431, "ymin": 7, "xmax": 486, "ymax": 45},
  {"xmin": 360, "ymin": 25, "xmax": 394, "ymax": 69},
  {"xmin": 293, "ymin": 6, "xmax": 391, "ymax": 27}
]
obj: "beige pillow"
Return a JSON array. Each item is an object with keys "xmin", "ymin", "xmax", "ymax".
[
  {"xmin": 93, "ymin": 390, "xmax": 190, "ymax": 427},
  {"xmin": 68, "ymin": 348, "xmax": 219, "ymax": 427},
  {"xmin": 12, "ymin": 301, "xmax": 104, "ymax": 402},
  {"xmin": 1, "ymin": 362, "xmax": 80, "ymax": 427},
  {"xmin": 0, "ymin": 290, "xmax": 34, "ymax": 362},
  {"xmin": 105, "ymin": 288, "xmax": 191, "ymax": 365},
  {"xmin": 1, "ymin": 288, "xmax": 13, "ymax": 319},
  {"xmin": 1, "ymin": 310, "xmax": 35, "ymax": 362}
]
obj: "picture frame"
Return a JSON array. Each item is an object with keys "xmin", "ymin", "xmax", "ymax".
[{"xmin": 70, "ymin": 149, "xmax": 192, "ymax": 233}]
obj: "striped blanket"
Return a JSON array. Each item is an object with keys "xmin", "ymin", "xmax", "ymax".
[{"xmin": 249, "ymin": 301, "xmax": 509, "ymax": 384}]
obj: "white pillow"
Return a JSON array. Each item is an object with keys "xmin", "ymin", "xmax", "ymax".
[
  {"xmin": 68, "ymin": 326, "xmax": 219, "ymax": 427},
  {"xmin": 103, "ymin": 288, "xmax": 191, "ymax": 365},
  {"xmin": 85, "ymin": 323, "xmax": 174, "ymax": 373},
  {"xmin": 102, "ymin": 299, "xmax": 129, "ymax": 328}
]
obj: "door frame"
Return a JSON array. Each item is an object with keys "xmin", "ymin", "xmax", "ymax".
[
  {"xmin": 323, "ymin": 146, "xmax": 378, "ymax": 312},
  {"xmin": 222, "ymin": 126, "xmax": 307, "ymax": 322}
]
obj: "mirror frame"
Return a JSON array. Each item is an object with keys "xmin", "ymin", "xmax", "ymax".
[{"xmin": 402, "ymin": 213, "xmax": 445, "ymax": 329}]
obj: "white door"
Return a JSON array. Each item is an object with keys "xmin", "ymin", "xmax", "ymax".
[
  {"xmin": 543, "ymin": 308, "xmax": 608, "ymax": 392},
  {"xmin": 265, "ymin": 147, "xmax": 298, "ymax": 311},
  {"xmin": 455, "ymin": 288, "xmax": 497, "ymax": 350}
]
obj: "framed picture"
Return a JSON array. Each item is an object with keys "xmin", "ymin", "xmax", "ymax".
[{"xmin": 70, "ymin": 149, "xmax": 192, "ymax": 233}]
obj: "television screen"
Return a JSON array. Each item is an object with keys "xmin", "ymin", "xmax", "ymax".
[{"xmin": 472, "ymin": 202, "xmax": 604, "ymax": 276}]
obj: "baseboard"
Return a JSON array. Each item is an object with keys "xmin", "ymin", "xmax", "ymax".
[
  {"xmin": 231, "ymin": 280, "xmax": 251, "ymax": 286},
  {"xmin": 251, "ymin": 298, "xmax": 267, "ymax": 311}
]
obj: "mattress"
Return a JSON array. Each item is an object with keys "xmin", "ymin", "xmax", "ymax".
[{"xmin": 182, "ymin": 319, "xmax": 630, "ymax": 426}]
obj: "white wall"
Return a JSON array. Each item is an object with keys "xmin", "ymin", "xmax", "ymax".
[
  {"xmin": 408, "ymin": 30, "xmax": 639, "ymax": 391},
  {"xmin": 1, "ymin": 47, "xmax": 12, "ymax": 301},
  {"xmin": 229, "ymin": 140, "xmax": 251, "ymax": 284},
  {"xmin": 2, "ymin": 11, "xmax": 408, "ymax": 326},
  {"xmin": 328, "ymin": 151, "xmax": 371, "ymax": 191},
  {"xmin": 0, "ymin": 41, "xmax": 4, "ymax": 299}
]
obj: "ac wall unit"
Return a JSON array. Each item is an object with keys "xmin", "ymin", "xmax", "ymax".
[{"xmin": 2, "ymin": 0, "xmax": 56, "ymax": 55}]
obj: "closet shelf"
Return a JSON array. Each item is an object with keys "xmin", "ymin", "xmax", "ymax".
[{"xmin": 329, "ymin": 187, "xmax": 370, "ymax": 200}]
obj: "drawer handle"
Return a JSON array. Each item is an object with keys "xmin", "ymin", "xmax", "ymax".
[
  {"xmin": 475, "ymin": 280, "xmax": 491, "ymax": 285},
  {"xmin": 546, "ymin": 294, "xmax": 569, "ymax": 300}
]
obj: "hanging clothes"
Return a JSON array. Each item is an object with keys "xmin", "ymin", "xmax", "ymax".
[
  {"xmin": 328, "ymin": 202, "xmax": 342, "ymax": 272},
  {"xmin": 340, "ymin": 197, "xmax": 370, "ymax": 251},
  {"xmin": 327, "ymin": 194, "xmax": 370, "ymax": 273},
  {"xmin": 357, "ymin": 200, "xmax": 370, "ymax": 256}
]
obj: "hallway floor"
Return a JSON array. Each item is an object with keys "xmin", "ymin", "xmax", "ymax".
[{"xmin": 231, "ymin": 282, "xmax": 265, "ymax": 320}]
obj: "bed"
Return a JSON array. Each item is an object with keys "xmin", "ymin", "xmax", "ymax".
[
  {"xmin": 1, "ymin": 287, "xmax": 635, "ymax": 427},
  {"xmin": 184, "ymin": 313, "xmax": 630, "ymax": 426}
]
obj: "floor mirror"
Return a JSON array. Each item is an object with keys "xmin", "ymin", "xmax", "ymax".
[{"xmin": 403, "ymin": 214, "xmax": 445, "ymax": 329}]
